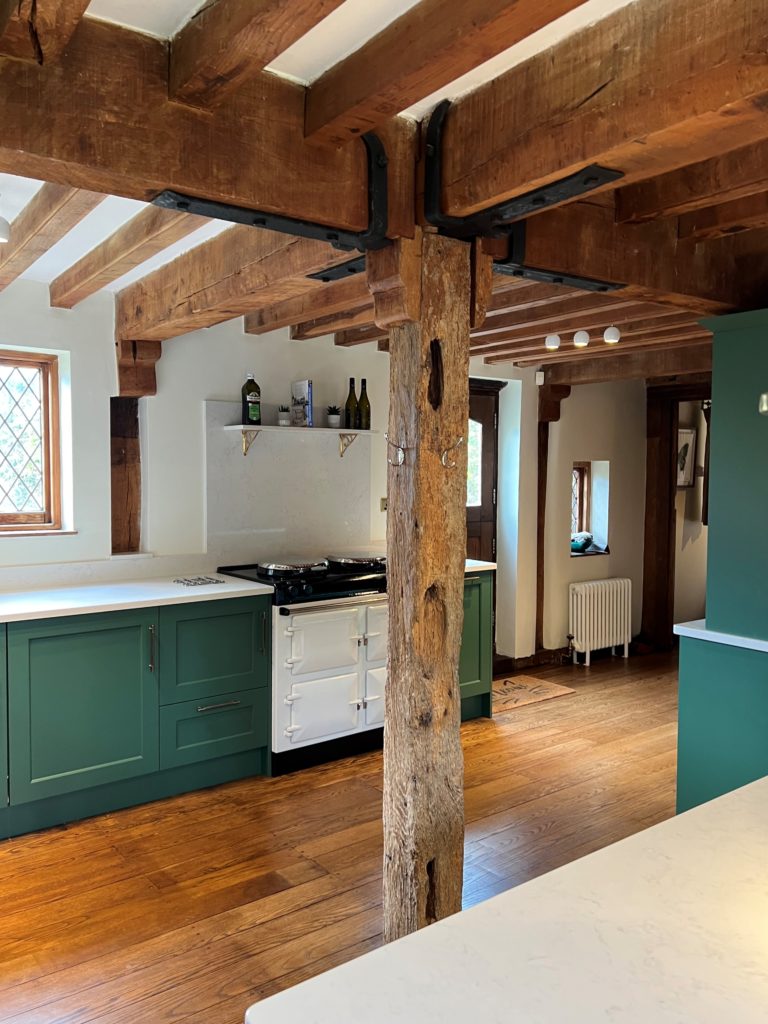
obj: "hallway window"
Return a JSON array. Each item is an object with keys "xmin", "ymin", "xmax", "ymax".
[
  {"xmin": 571, "ymin": 462, "xmax": 590, "ymax": 533},
  {"xmin": 466, "ymin": 417, "xmax": 482, "ymax": 507}
]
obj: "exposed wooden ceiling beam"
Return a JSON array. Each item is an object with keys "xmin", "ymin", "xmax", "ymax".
[
  {"xmin": 0, "ymin": 18, "xmax": 415, "ymax": 239},
  {"xmin": 441, "ymin": 0, "xmax": 768, "ymax": 219},
  {"xmin": 50, "ymin": 206, "xmax": 208, "ymax": 309},
  {"xmin": 616, "ymin": 140, "xmax": 768, "ymax": 224},
  {"xmin": 0, "ymin": 0, "xmax": 90, "ymax": 63},
  {"xmin": 503, "ymin": 330, "xmax": 711, "ymax": 367},
  {"xmin": 0, "ymin": 184, "xmax": 103, "ymax": 291},
  {"xmin": 677, "ymin": 192, "xmax": 768, "ymax": 243},
  {"xmin": 305, "ymin": 0, "xmax": 589, "ymax": 147},
  {"xmin": 335, "ymin": 324, "xmax": 388, "ymax": 347},
  {"xmin": 543, "ymin": 345, "xmax": 712, "ymax": 385},
  {"xmin": 244, "ymin": 274, "xmax": 370, "ymax": 335},
  {"xmin": 171, "ymin": 0, "xmax": 346, "ymax": 108},
  {"xmin": 471, "ymin": 295, "xmax": 640, "ymax": 340},
  {"xmin": 505, "ymin": 202, "xmax": 738, "ymax": 313},
  {"xmin": 291, "ymin": 305, "xmax": 375, "ymax": 340},
  {"xmin": 117, "ymin": 228, "xmax": 352, "ymax": 342}
]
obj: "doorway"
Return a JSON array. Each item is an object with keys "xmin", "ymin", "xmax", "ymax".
[{"xmin": 466, "ymin": 379, "xmax": 503, "ymax": 563}]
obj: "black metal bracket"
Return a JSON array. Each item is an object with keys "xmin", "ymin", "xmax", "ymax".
[
  {"xmin": 306, "ymin": 254, "xmax": 367, "ymax": 283},
  {"xmin": 493, "ymin": 223, "xmax": 624, "ymax": 293},
  {"xmin": 424, "ymin": 99, "xmax": 624, "ymax": 240},
  {"xmin": 152, "ymin": 132, "xmax": 390, "ymax": 252}
]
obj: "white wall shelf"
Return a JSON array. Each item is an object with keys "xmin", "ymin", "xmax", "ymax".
[{"xmin": 223, "ymin": 424, "xmax": 378, "ymax": 458}]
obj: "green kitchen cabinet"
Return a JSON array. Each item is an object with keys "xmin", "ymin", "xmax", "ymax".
[
  {"xmin": 8, "ymin": 609, "xmax": 159, "ymax": 804},
  {"xmin": 158, "ymin": 597, "xmax": 270, "ymax": 705},
  {"xmin": 160, "ymin": 687, "xmax": 270, "ymax": 769},
  {"xmin": 0, "ymin": 626, "xmax": 7, "ymax": 808},
  {"xmin": 460, "ymin": 573, "xmax": 493, "ymax": 720}
]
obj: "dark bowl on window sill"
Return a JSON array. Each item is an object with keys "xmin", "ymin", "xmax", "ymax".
[{"xmin": 571, "ymin": 544, "xmax": 610, "ymax": 557}]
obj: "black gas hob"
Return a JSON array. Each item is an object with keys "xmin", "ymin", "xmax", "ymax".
[{"xmin": 218, "ymin": 555, "xmax": 387, "ymax": 605}]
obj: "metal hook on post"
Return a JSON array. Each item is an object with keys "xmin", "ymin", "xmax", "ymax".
[
  {"xmin": 440, "ymin": 436, "xmax": 464, "ymax": 469},
  {"xmin": 385, "ymin": 433, "xmax": 408, "ymax": 466}
]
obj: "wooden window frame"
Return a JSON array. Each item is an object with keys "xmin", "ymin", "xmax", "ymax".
[
  {"xmin": 572, "ymin": 461, "xmax": 591, "ymax": 535},
  {"xmin": 0, "ymin": 350, "xmax": 61, "ymax": 532}
]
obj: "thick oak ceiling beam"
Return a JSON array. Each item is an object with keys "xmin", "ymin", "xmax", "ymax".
[
  {"xmin": 543, "ymin": 345, "xmax": 712, "ymax": 385},
  {"xmin": 0, "ymin": 0, "xmax": 90, "ymax": 63},
  {"xmin": 0, "ymin": 184, "xmax": 103, "ymax": 291},
  {"xmin": 171, "ymin": 0, "xmax": 345, "ymax": 108},
  {"xmin": 507, "ymin": 202, "xmax": 738, "ymax": 313},
  {"xmin": 335, "ymin": 324, "xmax": 387, "ymax": 347},
  {"xmin": 291, "ymin": 305, "xmax": 375, "ymax": 340},
  {"xmin": 50, "ymin": 206, "xmax": 208, "ymax": 309},
  {"xmin": 244, "ymin": 274, "xmax": 370, "ymax": 335},
  {"xmin": 678, "ymin": 192, "xmax": 768, "ymax": 243},
  {"xmin": 117, "ymin": 227, "xmax": 352, "ymax": 342},
  {"xmin": 470, "ymin": 294, "xmax": 639, "ymax": 340},
  {"xmin": 616, "ymin": 140, "xmax": 768, "ymax": 224},
  {"xmin": 0, "ymin": 19, "xmax": 415, "ymax": 239},
  {"xmin": 305, "ymin": 0, "xmax": 589, "ymax": 147},
  {"xmin": 440, "ymin": 0, "xmax": 768, "ymax": 218}
]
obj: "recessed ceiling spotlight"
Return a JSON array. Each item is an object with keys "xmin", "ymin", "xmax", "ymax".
[
  {"xmin": 603, "ymin": 326, "xmax": 621, "ymax": 344},
  {"xmin": 544, "ymin": 333, "xmax": 561, "ymax": 350},
  {"xmin": 573, "ymin": 330, "xmax": 590, "ymax": 348}
]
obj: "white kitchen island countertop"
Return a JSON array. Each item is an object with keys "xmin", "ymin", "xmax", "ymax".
[
  {"xmin": 0, "ymin": 575, "xmax": 273, "ymax": 623},
  {"xmin": 464, "ymin": 559, "xmax": 496, "ymax": 572},
  {"xmin": 675, "ymin": 618, "xmax": 768, "ymax": 654},
  {"xmin": 246, "ymin": 777, "xmax": 768, "ymax": 1023}
]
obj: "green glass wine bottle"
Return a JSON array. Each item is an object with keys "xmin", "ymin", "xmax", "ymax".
[
  {"xmin": 358, "ymin": 378, "xmax": 371, "ymax": 430},
  {"xmin": 241, "ymin": 373, "xmax": 261, "ymax": 425},
  {"xmin": 344, "ymin": 377, "xmax": 358, "ymax": 429}
]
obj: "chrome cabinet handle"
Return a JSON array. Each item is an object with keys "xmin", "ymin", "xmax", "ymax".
[
  {"xmin": 148, "ymin": 624, "xmax": 157, "ymax": 672},
  {"xmin": 196, "ymin": 699, "xmax": 242, "ymax": 713}
]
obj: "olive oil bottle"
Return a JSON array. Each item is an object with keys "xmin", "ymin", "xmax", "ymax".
[
  {"xmin": 357, "ymin": 378, "xmax": 371, "ymax": 430},
  {"xmin": 344, "ymin": 377, "xmax": 358, "ymax": 429},
  {"xmin": 241, "ymin": 373, "xmax": 261, "ymax": 425}
]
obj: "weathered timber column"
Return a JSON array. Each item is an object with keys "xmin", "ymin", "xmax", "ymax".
[{"xmin": 369, "ymin": 229, "xmax": 475, "ymax": 941}]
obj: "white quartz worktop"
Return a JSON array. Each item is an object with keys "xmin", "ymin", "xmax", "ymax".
[
  {"xmin": 246, "ymin": 777, "xmax": 768, "ymax": 1024},
  {"xmin": 675, "ymin": 618, "xmax": 768, "ymax": 654},
  {"xmin": 0, "ymin": 575, "xmax": 273, "ymax": 624},
  {"xmin": 464, "ymin": 559, "xmax": 496, "ymax": 573}
]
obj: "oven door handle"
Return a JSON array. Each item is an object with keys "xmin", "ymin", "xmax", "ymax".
[{"xmin": 284, "ymin": 693, "xmax": 301, "ymax": 704}]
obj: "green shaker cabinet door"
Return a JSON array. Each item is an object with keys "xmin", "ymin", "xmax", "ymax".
[
  {"xmin": 160, "ymin": 688, "xmax": 269, "ymax": 770},
  {"xmin": 459, "ymin": 575, "xmax": 493, "ymax": 699},
  {"xmin": 8, "ymin": 609, "xmax": 159, "ymax": 804},
  {"xmin": 158, "ymin": 597, "xmax": 271, "ymax": 706}
]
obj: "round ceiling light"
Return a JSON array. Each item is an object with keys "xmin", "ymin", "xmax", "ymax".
[
  {"xmin": 603, "ymin": 325, "xmax": 621, "ymax": 344},
  {"xmin": 544, "ymin": 333, "xmax": 561, "ymax": 350},
  {"xmin": 573, "ymin": 330, "xmax": 590, "ymax": 348}
]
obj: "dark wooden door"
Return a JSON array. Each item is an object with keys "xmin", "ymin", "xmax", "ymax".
[{"xmin": 466, "ymin": 382, "xmax": 500, "ymax": 563}]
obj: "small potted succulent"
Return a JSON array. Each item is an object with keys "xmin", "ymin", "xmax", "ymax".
[
  {"xmin": 326, "ymin": 404, "xmax": 341, "ymax": 429},
  {"xmin": 277, "ymin": 404, "xmax": 291, "ymax": 427}
]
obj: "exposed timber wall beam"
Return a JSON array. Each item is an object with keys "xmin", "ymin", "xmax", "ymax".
[
  {"xmin": 170, "ymin": 0, "xmax": 346, "ymax": 108},
  {"xmin": 0, "ymin": 19, "xmax": 415, "ymax": 239},
  {"xmin": 244, "ymin": 275, "xmax": 370, "ymax": 335},
  {"xmin": 117, "ymin": 229, "xmax": 355, "ymax": 342},
  {"xmin": 440, "ymin": 0, "xmax": 768, "ymax": 218},
  {"xmin": 115, "ymin": 339, "xmax": 161, "ymax": 398},
  {"xmin": 291, "ymin": 305, "xmax": 375, "ymax": 340},
  {"xmin": 305, "ymin": 0, "xmax": 589, "ymax": 147},
  {"xmin": 0, "ymin": 184, "xmax": 103, "ymax": 291},
  {"xmin": 50, "ymin": 206, "xmax": 208, "ymax": 309},
  {"xmin": 335, "ymin": 324, "xmax": 388, "ymax": 347},
  {"xmin": 0, "ymin": 0, "xmax": 90, "ymax": 63},
  {"xmin": 616, "ymin": 140, "xmax": 768, "ymax": 223},
  {"xmin": 110, "ymin": 397, "xmax": 141, "ymax": 553},
  {"xmin": 543, "ymin": 345, "xmax": 712, "ymax": 385}
]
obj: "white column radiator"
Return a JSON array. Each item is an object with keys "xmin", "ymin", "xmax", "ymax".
[{"xmin": 568, "ymin": 578, "xmax": 631, "ymax": 666}]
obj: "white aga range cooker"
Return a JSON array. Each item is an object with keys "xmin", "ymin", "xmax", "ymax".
[{"xmin": 219, "ymin": 556, "xmax": 388, "ymax": 757}]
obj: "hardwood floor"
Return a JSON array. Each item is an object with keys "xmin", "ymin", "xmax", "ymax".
[{"xmin": 0, "ymin": 653, "xmax": 678, "ymax": 1024}]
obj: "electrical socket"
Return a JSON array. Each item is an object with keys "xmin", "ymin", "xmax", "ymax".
[{"xmin": 380, "ymin": 497, "xmax": 388, "ymax": 512}]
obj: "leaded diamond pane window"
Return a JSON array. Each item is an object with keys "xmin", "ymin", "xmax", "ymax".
[{"xmin": 0, "ymin": 352, "xmax": 60, "ymax": 530}]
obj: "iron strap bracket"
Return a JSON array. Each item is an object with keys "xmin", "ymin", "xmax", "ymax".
[
  {"xmin": 152, "ymin": 131, "xmax": 390, "ymax": 253},
  {"xmin": 494, "ymin": 223, "xmax": 625, "ymax": 293},
  {"xmin": 424, "ymin": 99, "xmax": 624, "ymax": 240}
]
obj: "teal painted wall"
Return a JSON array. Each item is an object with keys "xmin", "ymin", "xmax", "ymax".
[{"xmin": 704, "ymin": 310, "xmax": 768, "ymax": 639}]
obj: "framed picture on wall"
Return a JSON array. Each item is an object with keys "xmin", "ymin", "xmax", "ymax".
[{"xmin": 677, "ymin": 428, "xmax": 697, "ymax": 488}]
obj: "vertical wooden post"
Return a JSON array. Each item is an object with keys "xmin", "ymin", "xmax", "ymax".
[
  {"xmin": 369, "ymin": 229, "xmax": 475, "ymax": 941},
  {"xmin": 110, "ymin": 396, "xmax": 141, "ymax": 554}
]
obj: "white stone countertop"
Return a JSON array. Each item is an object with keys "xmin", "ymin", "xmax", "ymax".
[
  {"xmin": 246, "ymin": 777, "xmax": 768, "ymax": 1024},
  {"xmin": 675, "ymin": 618, "xmax": 768, "ymax": 654},
  {"xmin": 464, "ymin": 559, "xmax": 496, "ymax": 573},
  {"xmin": 0, "ymin": 575, "xmax": 274, "ymax": 623}
]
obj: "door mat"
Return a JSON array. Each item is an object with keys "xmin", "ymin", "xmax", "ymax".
[{"xmin": 493, "ymin": 675, "xmax": 576, "ymax": 714}]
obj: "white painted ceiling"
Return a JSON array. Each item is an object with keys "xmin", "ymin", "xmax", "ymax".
[{"xmin": 1, "ymin": 0, "xmax": 638, "ymax": 290}]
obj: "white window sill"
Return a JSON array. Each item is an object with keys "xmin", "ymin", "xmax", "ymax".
[
  {"xmin": 571, "ymin": 546, "xmax": 610, "ymax": 558},
  {"xmin": 0, "ymin": 530, "xmax": 79, "ymax": 538}
]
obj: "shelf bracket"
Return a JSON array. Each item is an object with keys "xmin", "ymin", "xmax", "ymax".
[
  {"xmin": 338, "ymin": 433, "xmax": 358, "ymax": 458},
  {"xmin": 241, "ymin": 429, "xmax": 260, "ymax": 456}
]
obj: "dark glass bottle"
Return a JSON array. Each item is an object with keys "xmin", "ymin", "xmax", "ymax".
[
  {"xmin": 344, "ymin": 377, "xmax": 358, "ymax": 429},
  {"xmin": 241, "ymin": 373, "xmax": 261, "ymax": 425},
  {"xmin": 358, "ymin": 378, "xmax": 371, "ymax": 430}
]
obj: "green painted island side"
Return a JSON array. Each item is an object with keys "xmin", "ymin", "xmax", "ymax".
[
  {"xmin": 677, "ymin": 637, "xmax": 768, "ymax": 813},
  {"xmin": 460, "ymin": 573, "xmax": 493, "ymax": 721},
  {"xmin": 702, "ymin": 310, "xmax": 768, "ymax": 641}
]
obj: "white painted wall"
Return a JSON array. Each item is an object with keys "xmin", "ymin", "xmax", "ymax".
[
  {"xmin": 543, "ymin": 381, "xmax": 647, "ymax": 649},
  {"xmin": 674, "ymin": 401, "xmax": 708, "ymax": 624}
]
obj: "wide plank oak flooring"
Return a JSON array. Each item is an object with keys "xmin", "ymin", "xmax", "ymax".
[{"xmin": 0, "ymin": 653, "xmax": 678, "ymax": 1024}]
